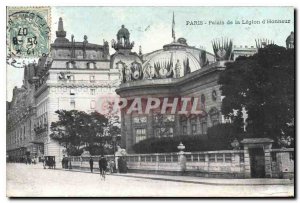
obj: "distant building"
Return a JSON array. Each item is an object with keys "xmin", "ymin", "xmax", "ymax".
[
  {"xmin": 6, "ymin": 18, "xmax": 120, "ymax": 162},
  {"xmin": 232, "ymin": 45, "xmax": 257, "ymax": 61}
]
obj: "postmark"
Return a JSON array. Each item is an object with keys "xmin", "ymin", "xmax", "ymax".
[{"xmin": 7, "ymin": 7, "xmax": 51, "ymax": 59}]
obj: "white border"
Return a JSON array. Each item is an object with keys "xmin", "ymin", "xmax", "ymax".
[{"xmin": 1, "ymin": 1, "xmax": 298, "ymax": 202}]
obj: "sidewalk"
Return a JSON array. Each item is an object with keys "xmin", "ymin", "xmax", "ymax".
[{"xmin": 59, "ymin": 168, "xmax": 294, "ymax": 186}]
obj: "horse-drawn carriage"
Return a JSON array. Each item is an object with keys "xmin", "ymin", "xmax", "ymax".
[{"xmin": 43, "ymin": 156, "xmax": 56, "ymax": 169}]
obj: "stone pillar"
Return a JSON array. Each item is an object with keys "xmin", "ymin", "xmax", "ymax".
[
  {"xmin": 204, "ymin": 154, "xmax": 209, "ymax": 172},
  {"xmin": 147, "ymin": 111, "xmax": 154, "ymax": 138},
  {"xmin": 175, "ymin": 114, "xmax": 181, "ymax": 136},
  {"xmin": 243, "ymin": 146, "xmax": 251, "ymax": 178},
  {"xmin": 231, "ymin": 153, "xmax": 240, "ymax": 173},
  {"xmin": 177, "ymin": 142, "xmax": 186, "ymax": 173},
  {"xmin": 264, "ymin": 144, "xmax": 272, "ymax": 178},
  {"xmin": 276, "ymin": 151, "xmax": 293, "ymax": 178}
]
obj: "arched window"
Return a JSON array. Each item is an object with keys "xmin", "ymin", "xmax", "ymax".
[{"xmin": 199, "ymin": 116, "xmax": 207, "ymax": 135}]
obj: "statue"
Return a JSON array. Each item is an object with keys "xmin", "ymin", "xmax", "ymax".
[
  {"xmin": 143, "ymin": 63, "xmax": 151, "ymax": 79},
  {"xmin": 117, "ymin": 25, "xmax": 130, "ymax": 46},
  {"xmin": 116, "ymin": 61, "xmax": 125, "ymax": 81},
  {"xmin": 103, "ymin": 40, "xmax": 109, "ymax": 57},
  {"xmin": 286, "ymin": 31, "xmax": 294, "ymax": 49},
  {"xmin": 124, "ymin": 64, "xmax": 132, "ymax": 82},
  {"xmin": 174, "ymin": 59, "xmax": 181, "ymax": 78},
  {"xmin": 112, "ymin": 25, "xmax": 134, "ymax": 50},
  {"xmin": 83, "ymin": 35, "xmax": 88, "ymax": 43}
]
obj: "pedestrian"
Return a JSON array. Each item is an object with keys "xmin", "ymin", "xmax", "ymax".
[
  {"xmin": 65, "ymin": 156, "xmax": 69, "ymax": 169},
  {"xmin": 99, "ymin": 155, "xmax": 108, "ymax": 180},
  {"xmin": 89, "ymin": 157, "xmax": 94, "ymax": 173},
  {"xmin": 109, "ymin": 160, "xmax": 115, "ymax": 174},
  {"xmin": 62, "ymin": 155, "xmax": 65, "ymax": 169}
]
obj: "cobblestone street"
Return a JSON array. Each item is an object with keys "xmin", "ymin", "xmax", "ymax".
[{"xmin": 6, "ymin": 163, "xmax": 294, "ymax": 197}]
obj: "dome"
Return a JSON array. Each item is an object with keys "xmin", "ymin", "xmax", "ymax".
[{"xmin": 142, "ymin": 43, "xmax": 202, "ymax": 78}]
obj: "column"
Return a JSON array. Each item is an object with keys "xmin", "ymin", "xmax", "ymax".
[
  {"xmin": 147, "ymin": 111, "xmax": 154, "ymax": 138},
  {"xmin": 175, "ymin": 114, "xmax": 181, "ymax": 136}
]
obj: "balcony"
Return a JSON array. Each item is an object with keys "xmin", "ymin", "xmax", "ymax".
[{"xmin": 34, "ymin": 124, "xmax": 48, "ymax": 136}]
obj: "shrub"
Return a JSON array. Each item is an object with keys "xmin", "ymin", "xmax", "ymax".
[{"xmin": 132, "ymin": 123, "xmax": 242, "ymax": 153}]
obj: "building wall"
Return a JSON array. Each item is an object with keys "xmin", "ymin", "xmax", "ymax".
[{"xmin": 116, "ymin": 66, "xmax": 224, "ymax": 152}]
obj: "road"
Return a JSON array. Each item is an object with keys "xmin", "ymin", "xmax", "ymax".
[{"xmin": 6, "ymin": 163, "xmax": 294, "ymax": 197}]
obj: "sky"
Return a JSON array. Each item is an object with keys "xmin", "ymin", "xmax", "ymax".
[{"xmin": 6, "ymin": 7, "xmax": 294, "ymax": 101}]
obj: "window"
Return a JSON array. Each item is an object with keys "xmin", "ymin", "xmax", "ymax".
[
  {"xmin": 200, "ymin": 118, "xmax": 207, "ymax": 135},
  {"xmin": 135, "ymin": 128, "xmax": 146, "ymax": 143},
  {"xmin": 90, "ymin": 88, "xmax": 96, "ymax": 95},
  {"xmin": 90, "ymin": 100, "xmax": 96, "ymax": 109},
  {"xmin": 192, "ymin": 124, "xmax": 197, "ymax": 134},
  {"xmin": 70, "ymin": 100, "xmax": 75, "ymax": 109},
  {"xmin": 70, "ymin": 88, "xmax": 75, "ymax": 95},
  {"xmin": 88, "ymin": 62, "xmax": 95, "ymax": 69},
  {"xmin": 133, "ymin": 116, "xmax": 147, "ymax": 124},
  {"xmin": 90, "ymin": 75, "xmax": 95, "ymax": 82},
  {"xmin": 155, "ymin": 127, "xmax": 173, "ymax": 138}
]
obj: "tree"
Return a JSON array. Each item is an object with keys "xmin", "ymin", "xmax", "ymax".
[
  {"xmin": 219, "ymin": 45, "xmax": 294, "ymax": 146},
  {"xmin": 98, "ymin": 100, "xmax": 122, "ymax": 156},
  {"xmin": 50, "ymin": 110, "xmax": 109, "ymax": 155}
]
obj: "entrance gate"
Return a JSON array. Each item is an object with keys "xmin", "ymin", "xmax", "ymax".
[
  {"xmin": 241, "ymin": 138, "xmax": 274, "ymax": 178},
  {"xmin": 249, "ymin": 148, "xmax": 265, "ymax": 178}
]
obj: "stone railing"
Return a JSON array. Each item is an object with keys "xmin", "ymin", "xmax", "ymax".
[
  {"xmin": 68, "ymin": 150, "xmax": 245, "ymax": 178},
  {"xmin": 124, "ymin": 150, "xmax": 245, "ymax": 178}
]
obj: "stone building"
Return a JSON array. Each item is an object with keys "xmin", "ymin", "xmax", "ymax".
[
  {"xmin": 115, "ymin": 25, "xmax": 293, "ymax": 153},
  {"xmin": 7, "ymin": 18, "xmax": 120, "ymax": 162},
  {"xmin": 115, "ymin": 29, "xmax": 236, "ymax": 152},
  {"xmin": 6, "ymin": 64, "xmax": 36, "ymax": 161}
]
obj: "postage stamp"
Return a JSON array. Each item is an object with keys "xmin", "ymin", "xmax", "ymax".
[{"xmin": 6, "ymin": 7, "xmax": 51, "ymax": 59}]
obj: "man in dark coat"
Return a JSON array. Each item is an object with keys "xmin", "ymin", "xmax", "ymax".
[
  {"xmin": 99, "ymin": 155, "xmax": 108, "ymax": 180},
  {"xmin": 89, "ymin": 157, "xmax": 94, "ymax": 173},
  {"xmin": 62, "ymin": 155, "xmax": 65, "ymax": 169}
]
